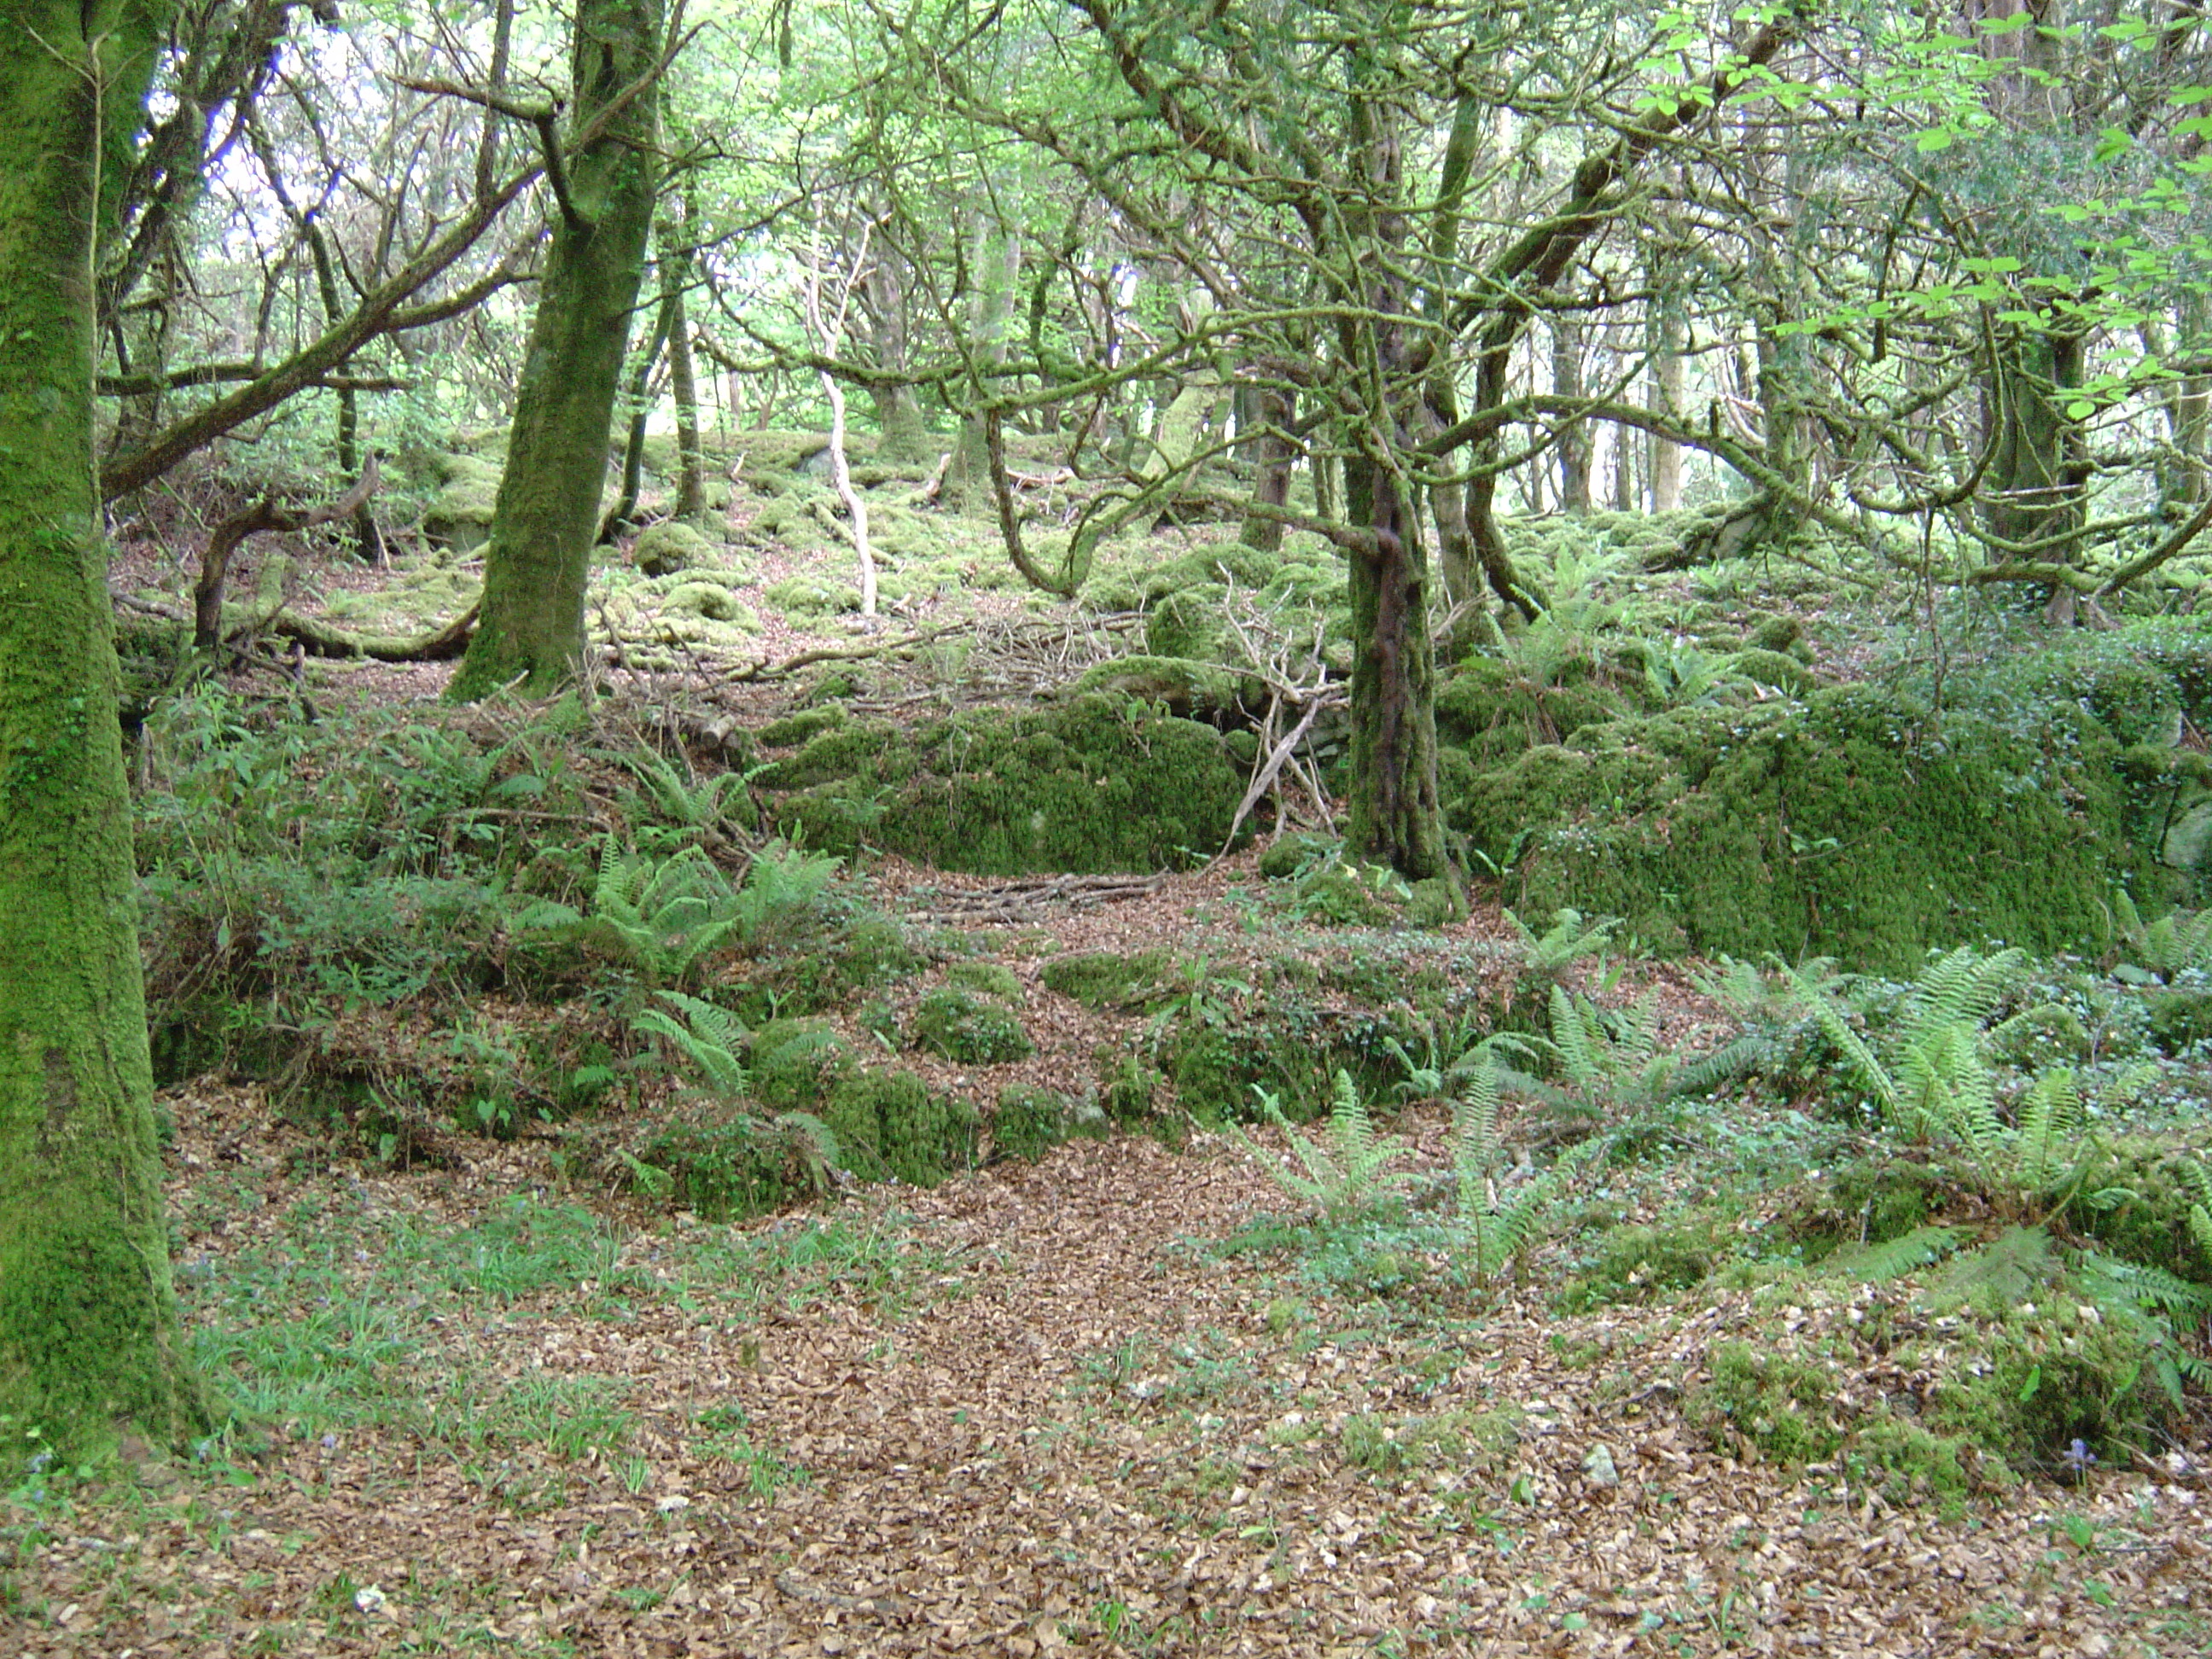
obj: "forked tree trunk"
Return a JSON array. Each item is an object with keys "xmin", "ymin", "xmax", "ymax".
[
  {"xmin": 0, "ymin": 0, "xmax": 212, "ymax": 1453},
  {"xmin": 447, "ymin": 0, "xmax": 664, "ymax": 701}
]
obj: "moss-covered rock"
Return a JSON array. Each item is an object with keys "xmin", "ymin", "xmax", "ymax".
[
  {"xmin": 1453, "ymin": 682, "xmax": 2159, "ymax": 973},
  {"xmin": 660, "ymin": 582, "xmax": 760, "ymax": 629},
  {"xmin": 1071, "ymin": 655, "xmax": 1249, "ymax": 722},
  {"xmin": 823, "ymin": 1069, "xmax": 978, "ymax": 1185},
  {"xmin": 764, "ymin": 573, "xmax": 862, "ymax": 616},
  {"xmin": 991, "ymin": 1085, "xmax": 1109, "ymax": 1162},
  {"xmin": 422, "ymin": 453, "xmax": 502, "ymax": 552},
  {"xmin": 632, "ymin": 520, "xmax": 716, "ymax": 576},
  {"xmin": 758, "ymin": 704, "xmax": 847, "ymax": 748},
  {"xmin": 631, "ymin": 1109, "xmax": 818, "ymax": 1221},
  {"xmin": 910, "ymin": 988, "xmax": 1033, "ymax": 1064},
  {"xmin": 1039, "ymin": 949, "xmax": 1173, "ymax": 1007},
  {"xmin": 769, "ymin": 695, "xmax": 1245, "ymax": 876}
]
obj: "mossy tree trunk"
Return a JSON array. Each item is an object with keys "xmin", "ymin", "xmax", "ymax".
[
  {"xmin": 447, "ymin": 0, "xmax": 663, "ymax": 701},
  {"xmin": 1336, "ymin": 55, "xmax": 1456, "ymax": 890},
  {"xmin": 1, "ymin": 0, "xmax": 212, "ymax": 1453}
]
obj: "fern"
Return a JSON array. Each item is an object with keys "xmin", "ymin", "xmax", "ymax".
[
  {"xmin": 733, "ymin": 839, "xmax": 844, "ymax": 942},
  {"xmin": 1451, "ymin": 1060, "xmax": 1557, "ymax": 1281},
  {"xmin": 1227, "ymin": 1072, "xmax": 1413, "ymax": 1221},
  {"xmin": 1817, "ymin": 1224, "xmax": 1967, "ymax": 1283},
  {"xmin": 633, "ymin": 991, "xmax": 749, "ymax": 1098},
  {"xmin": 521, "ymin": 833, "xmax": 742, "ymax": 987},
  {"xmin": 774, "ymin": 1109, "xmax": 845, "ymax": 1196},
  {"xmin": 620, "ymin": 746, "xmax": 754, "ymax": 846},
  {"xmin": 1507, "ymin": 906, "xmax": 1620, "ymax": 982}
]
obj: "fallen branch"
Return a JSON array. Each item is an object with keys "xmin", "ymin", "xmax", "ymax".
[
  {"xmin": 725, "ymin": 620, "xmax": 969, "ymax": 682},
  {"xmin": 196, "ymin": 458, "xmax": 380, "ymax": 652}
]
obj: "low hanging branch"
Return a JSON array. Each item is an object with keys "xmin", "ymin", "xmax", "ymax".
[{"xmin": 194, "ymin": 457, "xmax": 380, "ymax": 652}]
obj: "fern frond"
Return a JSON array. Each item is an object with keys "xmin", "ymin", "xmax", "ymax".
[
  {"xmin": 1817, "ymin": 1224, "xmax": 1966, "ymax": 1283},
  {"xmin": 776, "ymin": 1110, "xmax": 844, "ymax": 1193},
  {"xmin": 1668, "ymin": 1033, "xmax": 1776, "ymax": 1099},
  {"xmin": 1908, "ymin": 946, "xmax": 2023, "ymax": 1033},
  {"xmin": 1789, "ymin": 963, "xmax": 1895, "ymax": 1109},
  {"xmin": 2078, "ymin": 1251, "xmax": 2212, "ymax": 1316}
]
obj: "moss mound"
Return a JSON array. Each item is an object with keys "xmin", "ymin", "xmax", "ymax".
[
  {"xmin": 910, "ymin": 988, "xmax": 1034, "ymax": 1064},
  {"xmin": 1039, "ymin": 949, "xmax": 1173, "ymax": 1008},
  {"xmin": 766, "ymin": 694, "xmax": 1244, "ymax": 875},
  {"xmin": 632, "ymin": 521, "xmax": 716, "ymax": 576},
  {"xmin": 991, "ymin": 1085, "xmax": 1109, "ymax": 1162},
  {"xmin": 1453, "ymin": 682, "xmax": 2156, "ymax": 973},
  {"xmin": 824, "ymin": 1070, "xmax": 978, "ymax": 1186}
]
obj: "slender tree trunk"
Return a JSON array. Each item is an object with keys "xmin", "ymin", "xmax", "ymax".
[
  {"xmin": 1648, "ymin": 291, "xmax": 1684, "ymax": 512},
  {"xmin": 949, "ymin": 218, "xmax": 1022, "ymax": 514},
  {"xmin": 1553, "ymin": 317, "xmax": 1590, "ymax": 514},
  {"xmin": 1, "ymin": 0, "xmax": 212, "ymax": 1453},
  {"xmin": 599, "ymin": 298, "xmax": 671, "ymax": 544},
  {"xmin": 667, "ymin": 281, "xmax": 703, "ymax": 521},
  {"xmin": 1237, "ymin": 382, "xmax": 1297, "ymax": 551},
  {"xmin": 448, "ymin": 0, "xmax": 663, "ymax": 701}
]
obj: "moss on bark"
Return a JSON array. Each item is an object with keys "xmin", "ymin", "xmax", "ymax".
[
  {"xmin": 447, "ymin": 0, "xmax": 664, "ymax": 701},
  {"xmin": 0, "ymin": 0, "xmax": 212, "ymax": 1453}
]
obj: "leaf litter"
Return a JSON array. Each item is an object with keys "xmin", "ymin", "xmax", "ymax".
[{"xmin": 6, "ymin": 876, "xmax": 2211, "ymax": 1658}]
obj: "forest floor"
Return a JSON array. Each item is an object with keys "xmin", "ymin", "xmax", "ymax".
[
  {"xmin": 29, "ymin": 456, "xmax": 2212, "ymax": 1655},
  {"xmin": 9, "ymin": 869, "xmax": 2212, "ymax": 1658}
]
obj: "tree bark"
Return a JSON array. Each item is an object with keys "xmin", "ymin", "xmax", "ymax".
[
  {"xmin": 1553, "ymin": 317, "xmax": 1591, "ymax": 514},
  {"xmin": 1237, "ymin": 382, "xmax": 1297, "ymax": 551},
  {"xmin": 447, "ymin": 0, "xmax": 665, "ymax": 700},
  {"xmin": 0, "ymin": 0, "xmax": 212, "ymax": 1453}
]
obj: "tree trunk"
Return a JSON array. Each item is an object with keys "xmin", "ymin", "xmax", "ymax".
[
  {"xmin": 0, "ymin": 0, "xmax": 212, "ymax": 1453},
  {"xmin": 949, "ymin": 218, "xmax": 1022, "ymax": 514},
  {"xmin": 599, "ymin": 298, "xmax": 672, "ymax": 544},
  {"xmin": 447, "ymin": 0, "xmax": 663, "ymax": 701},
  {"xmin": 1337, "ymin": 55, "xmax": 1456, "ymax": 895},
  {"xmin": 1983, "ymin": 322, "xmax": 2087, "ymax": 561},
  {"xmin": 1237, "ymin": 382, "xmax": 1297, "ymax": 551},
  {"xmin": 1553, "ymin": 317, "xmax": 1591, "ymax": 514},
  {"xmin": 1648, "ymin": 293, "xmax": 1684, "ymax": 512},
  {"xmin": 667, "ymin": 280, "xmax": 704, "ymax": 521}
]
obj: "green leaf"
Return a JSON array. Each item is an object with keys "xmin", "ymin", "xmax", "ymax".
[{"xmin": 1915, "ymin": 128, "xmax": 1956, "ymax": 153}]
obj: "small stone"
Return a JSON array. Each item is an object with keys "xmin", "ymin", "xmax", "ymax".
[{"xmin": 1582, "ymin": 1444, "xmax": 1620, "ymax": 1487}]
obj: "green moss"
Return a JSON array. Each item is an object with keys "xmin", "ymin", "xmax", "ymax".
[
  {"xmin": 1040, "ymin": 949, "xmax": 1173, "ymax": 1007},
  {"xmin": 1734, "ymin": 648, "xmax": 1816, "ymax": 696},
  {"xmin": 659, "ymin": 582, "xmax": 760, "ymax": 630},
  {"xmin": 763, "ymin": 573, "xmax": 862, "ymax": 617},
  {"xmin": 824, "ymin": 1070, "xmax": 978, "ymax": 1185},
  {"xmin": 750, "ymin": 720, "xmax": 903, "ymax": 790},
  {"xmin": 1560, "ymin": 1213, "xmax": 1732, "ymax": 1310},
  {"xmin": 748, "ymin": 1019, "xmax": 849, "ymax": 1110},
  {"xmin": 1689, "ymin": 1340, "xmax": 1847, "ymax": 1464},
  {"xmin": 769, "ymin": 695, "xmax": 1244, "ymax": 876},
  {"xmin": 1454, "ymin": 685, "xmax": 2146, "ymax": 974},
  {"xmin": 1100, "ymin": 1055, "xmax": 1167, "ymax": 1123},
  {"xmin": 633, "ymin": 1110, "xmax": 812, "ymax": 1220},
  {"xmin": 422, "ymin": 453, "xmax": 502, "ymax": 551},
  {"xmin": 730, "ymin": 917, "xmax": 928, "ymax": 1022},
  {"xmin": 1071, "ymin": 655, "xmax": 1249, "ymax": 721},
  {"xmin": 946, "ymin": 960, "xmax": 1022, "ymax": 1002},
  {"xmin": 631, "ymin": 521, "xmax": 715, "ymax": 576},
  {"xmin": 1744, "ymin": 611, "xmax": 1806, "ymax": 655},
  {"xmin": 992, "ymin": 1085, "xmax": 1109, "ymax": 1162},
  {"xmin": 758, "ymin": 705, "xmax": 848, "ymax": 748},
  {"xmin": 911, "ymin": 989, "xmax": 1034, "ymax": 1064}
]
